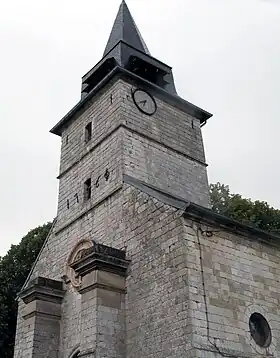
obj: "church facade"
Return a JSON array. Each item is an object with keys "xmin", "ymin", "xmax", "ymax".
[{"xmin": 13, "ymin": 1, "xmax": 280, "ymax": 357}]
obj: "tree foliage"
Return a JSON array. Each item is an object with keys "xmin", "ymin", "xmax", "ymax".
[
  {"xmin": 0, "ymin": 222, "xmax": 52, "ymax": 358},
  {"xmin": 210, "ymin": 182, "xmax": 280, "ymax": 235}
]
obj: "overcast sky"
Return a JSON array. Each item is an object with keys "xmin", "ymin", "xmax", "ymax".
[{"xmin": 0, "ymin": 0, "xmax": 279, "ymax": 256}]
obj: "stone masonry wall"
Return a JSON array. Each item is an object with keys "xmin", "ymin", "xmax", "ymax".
[
  {"xmin": 59, "ymin": 78, "xmax": 207, "ymax": 176},
  {"xmin": 56, "ymin": 128, "xmax": 123, "ymax": 229},
  {"xmin": 14, "ymin": 75, "xmax": 212, "ymax": 357},
  {"xmin": 118, "ymin": 79, "xmax": 206, "ymax": 165},
  {"xmin": 14, "ymin": 183, "xmax": 191, "ymax": 358},
  {"xmin": 59, "ymin": 79, "xmax": 124, "ymax": 175},
  {"xmin": 183, "ymin": 217, "xmax": 280, "ymax": 357},
  {"xmin": 58, "ymin": 77, "xmax": 210, "ymax": 214},
  {"xmin": 123, "ymin": 127, "xmax": 210, "ymax": 207},
  {"xmin": 14, "ymin": 180, "xmax": 280, "ymax": 357},
  {"xmin": 13, "ymin": 301, "xmax": 27, "ymax": 358}
]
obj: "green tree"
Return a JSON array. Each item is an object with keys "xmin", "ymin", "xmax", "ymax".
[
  {"xmin": 210, "ymin": 182, "xmax": 280, "ymax": 235},
  {"xmin": 0, "ymin": 222, "xmax": 52, "ymax": 358}
]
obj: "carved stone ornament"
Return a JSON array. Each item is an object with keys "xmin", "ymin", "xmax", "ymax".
[{"xmin": 65, "ymin": 239, "xmax": 95, "ymax": 288}]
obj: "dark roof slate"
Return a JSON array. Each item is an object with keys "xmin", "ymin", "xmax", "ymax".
[{"xmin": 103, "ymin": 0, "xmax": 150, "ymax": 56}]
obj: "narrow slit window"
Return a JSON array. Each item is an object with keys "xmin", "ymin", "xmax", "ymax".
[
  {"xmin": 84, "ymin": 178, "xmax": 92, "ymax": 201},
  {"xmin": 85, "ymin": 122, "xmax": 92, "ymax": 143}
]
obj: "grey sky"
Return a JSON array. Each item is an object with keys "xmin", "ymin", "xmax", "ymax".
[{"xmin": 0, "ymin": 0, "xmax": 279, "ymax": 256}]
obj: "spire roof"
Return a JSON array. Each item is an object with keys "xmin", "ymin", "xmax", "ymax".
[{"xmin": 103, "ymin": 0, "xmax": 150, "ymax": 56}]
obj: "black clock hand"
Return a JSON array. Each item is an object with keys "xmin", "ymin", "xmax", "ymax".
[{"xmin": 139, "ymin": 100, "xmax": 147, "ymax": 106}]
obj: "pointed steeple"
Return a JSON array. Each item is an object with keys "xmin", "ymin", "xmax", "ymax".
[
  {"xmin": 50, "ymin": 0, "xmax": 212, "ymax": 136},
  {"xmin": 103, "ymin": 0, "xmax": 150, "ymax": 56}
]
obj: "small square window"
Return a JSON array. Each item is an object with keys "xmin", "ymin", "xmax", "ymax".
[
  {"xmin": 84, "ymin": 178, "xmax": 91, "ymax": 201},
  {"xmin": 85, "ymin": 122, "xmax": 92, "ymax": 143}
]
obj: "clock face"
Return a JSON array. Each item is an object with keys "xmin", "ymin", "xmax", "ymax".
[{"xmin": 132, "ymin": 89, "xmax": 157, "ymax": 116}]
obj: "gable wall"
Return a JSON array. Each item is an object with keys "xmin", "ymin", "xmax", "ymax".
[{"xmin": 183, "ymin": 216, "xmax": 280, "ymax": 357}]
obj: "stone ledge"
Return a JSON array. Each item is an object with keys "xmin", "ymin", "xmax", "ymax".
[
  {"xmin": 19, "ymin": 276, "xmax": 65, "ymax": 304},
  {"xmin": 70, "ymin": 242, "xmax": 130, "ymax": 278},
  {"xmin": 57, "ymin": 122, "xmax": 207, "ymax": 179},
  {"xmin": 78, "ymin": 282, "xmax": 126, "ymax": 295}
]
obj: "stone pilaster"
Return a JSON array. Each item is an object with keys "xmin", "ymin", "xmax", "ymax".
[
  {"xmin": 19, "ymin": 277, "xmax": 65, "ymax": 358},
  {"xmin": 70, "ymin": 243, "xmax": 130, "ymax": 358}
]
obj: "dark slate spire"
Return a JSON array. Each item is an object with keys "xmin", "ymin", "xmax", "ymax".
[{"xmin": 103, "ymin": 0, "xmax": 150, "ymax": 56}]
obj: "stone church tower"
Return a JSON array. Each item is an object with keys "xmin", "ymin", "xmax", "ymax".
[{"xmin": 14, "ymin": 1, "xmax": 280, "ymax": 357}]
